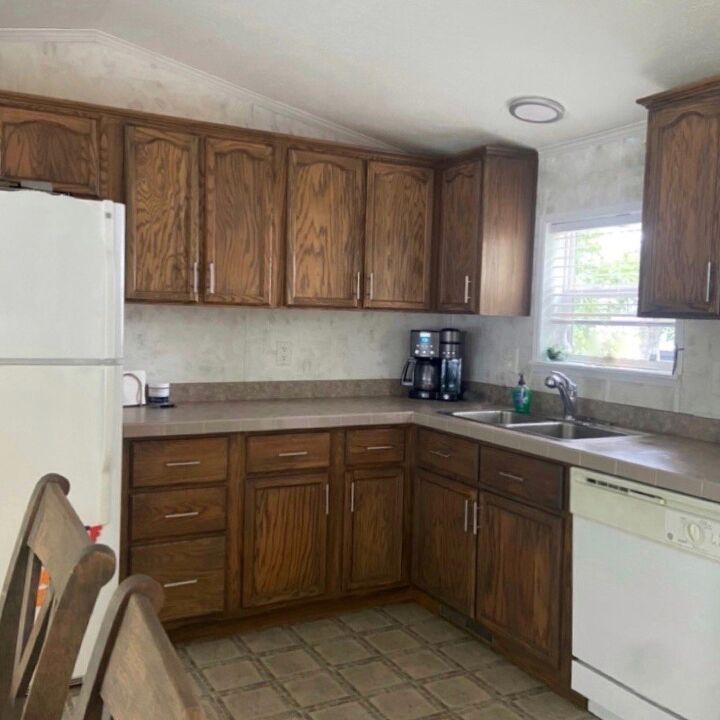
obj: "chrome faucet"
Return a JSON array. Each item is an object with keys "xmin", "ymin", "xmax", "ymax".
[{"xmin": 544, "ymin": 371, "xmax": 578, "ymax": 420}]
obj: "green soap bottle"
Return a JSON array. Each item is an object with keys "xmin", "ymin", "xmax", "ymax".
[{"xmin": 511, "ymin": 374, "xmax": 532, "ymax": 414}]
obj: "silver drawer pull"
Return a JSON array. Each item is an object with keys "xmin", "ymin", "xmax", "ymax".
[
  {"xmin": 464, "ymin": 499, "xmax": 469, "ymax": 533},
  {"xmin": 278, "ymin": 451, "xmax": 309, "ymax": 458},
  {"xmin": 429, "ymin": 450, "xmax": 451, "ymax": 459},
  {"xmin": 165, "ymin": 460, "xmax": 201, "ymax": 468},
  {"xmin": 498, "ymin": 471, "xmax": 525, "ymax": 483},
  {"xmin": 164, "ymin": 511, "xmax": 200, "ymax": 520},
  {"xmin": 366, "ymin": 445, "xmax": 394, "ymax": 451},
  {"xmin": 473, "ymin": 500, "xmax": 479, "ymax": 535},
  {"xmin": 163, "ymin": 579, "xmax": 198, "ymax": 589}
]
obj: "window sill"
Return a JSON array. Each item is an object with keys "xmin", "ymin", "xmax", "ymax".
[{"xmin": 529, "ymin": 359, "xmax": 679, "ymax": 386}]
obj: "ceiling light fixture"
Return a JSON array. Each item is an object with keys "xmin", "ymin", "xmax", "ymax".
[{"xmin": 508, "ymin": 96, "xmax": 565, "ymax": 123}]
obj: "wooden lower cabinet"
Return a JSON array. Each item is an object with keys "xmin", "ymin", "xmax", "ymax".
[
  {"xmin": 242, "ymin": 473, "xmax": 329, "ymax": 608},
  {"xmin": 412, "ymin": 469, "xmax": 477, "ymax": 617},
  {"xmin": 476, "ymin": 492, "xmax": 564, "ymax": 668},
  {"xmin": 343, "ymin": 466, "xmax": 406, "ymax": 591}
]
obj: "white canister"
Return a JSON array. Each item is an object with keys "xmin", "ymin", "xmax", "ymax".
[{"xmin": 147, "ymin": 382, "xmax": 171, "ymax": 405}]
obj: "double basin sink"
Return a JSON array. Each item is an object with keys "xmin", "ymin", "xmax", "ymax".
[{"xmin": 444, "ymin": 409, "xmax": 630, "ymax": 441}]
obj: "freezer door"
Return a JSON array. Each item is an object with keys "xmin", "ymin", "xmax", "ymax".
[
  {"xmin": 0, "ymin": 365, "xmax": 122, "ymax": 583},
  {"xmin": 0, "ymin": 190, "xmax": 123, "ymax": 361}
]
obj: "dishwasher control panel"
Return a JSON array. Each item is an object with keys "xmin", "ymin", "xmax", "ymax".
[{"xmin": 665, "ymin": 509, "xmax": 720, "ymax": 560}]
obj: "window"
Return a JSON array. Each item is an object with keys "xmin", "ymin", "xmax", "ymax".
[{"xmin": 537, "ymin": 211, "xmax": 676, "ymax": 374}]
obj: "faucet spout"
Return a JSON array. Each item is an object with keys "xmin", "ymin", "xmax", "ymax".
[{"xmin": 544, "ymin": 371, "xmax": 578, "ymax": 421}]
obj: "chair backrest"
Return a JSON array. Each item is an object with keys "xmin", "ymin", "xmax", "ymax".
[
  {"xmin": 0, "ymin": 474, "xmax": 116, "ymax": 720},
  {"xmin": 74, "ymin": 575, "xmax": 206, "ymax": 720}
]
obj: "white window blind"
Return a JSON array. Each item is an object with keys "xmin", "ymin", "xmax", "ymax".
[{"xmin": 539, "ymin": 213, "xmax": 676, "ymax": 373}]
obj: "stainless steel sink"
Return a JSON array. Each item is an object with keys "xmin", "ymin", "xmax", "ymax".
[
  {"xmin": 506, "ymin": 421, "xmax": 629, "ymax": 440},
  {"xmin": 448, "ymin": 409, "xmax": 544, "ymax": 425}
]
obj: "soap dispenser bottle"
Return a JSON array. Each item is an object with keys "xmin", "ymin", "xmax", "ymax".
[{"xmin": 511, "ymin": 374, "xmax": 532, "ymax": 414}]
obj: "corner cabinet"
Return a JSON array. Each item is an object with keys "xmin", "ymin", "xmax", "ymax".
[
  {"xmin": 638, "ymin": 87, "xmax": 720, "ymax": 317},
  {"xmin": 125, "ymin": 125, "xmax": 200, "ymax": 302},
  {"xmin": 285, "ymin": 149, "xmax": 365, "ymax": 307},
  {"xmin": 437, "ymin": 148, "xmax": 538, "ymax": 315},
  {"xmin": 364, "ymin": 161, "xmax": 434, "ymax": 310}
]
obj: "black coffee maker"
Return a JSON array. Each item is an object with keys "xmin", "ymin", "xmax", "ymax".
[
  {"xmin": 401, "ymin": 330, "xmax": 441, "ymax": 399},
  {"xmin": 439, "ymin": 328, "xmax": 464, "ymax": 401}
]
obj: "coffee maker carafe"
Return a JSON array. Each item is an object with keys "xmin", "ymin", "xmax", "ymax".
[
  {"xmin": 401, "ymin": 330, "xmax": 441, "ymax": 399},
  {"xmin": 439, "ymin": 328, "xmax": 464, "ymax": 401}
]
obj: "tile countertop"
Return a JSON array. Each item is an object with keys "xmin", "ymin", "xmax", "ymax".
[{"xmin": 123, "ymin": 397, "xmax": 720, "ymax": 503}]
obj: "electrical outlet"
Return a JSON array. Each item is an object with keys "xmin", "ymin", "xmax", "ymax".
[{"xmin": 276, "ymin": 341, "xmax": 292, "ymax": 367}]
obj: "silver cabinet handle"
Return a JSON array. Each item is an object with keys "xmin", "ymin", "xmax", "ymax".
[
  {"xmin": 473, "ymin": 500, "xmax": 479, "ymax": 535},
  {"xmin": 350, "ymin": 481, "xmax": 355, "ymax": 513},
  {"xmin": 464, "ymin": 499, "xmax": 469, "ymax": 533},
  {"xmin": 706, "ymin": 261, "xmax": 713, "ymax": 303},
  {"xmin": 277, "ymin": 450, "xmax": 308, "ymax": 458},
  {"xmin": 164, "ymin": 511, "xmax": 200, "ymax": 520},
  {"xmin": 163, "ymin": 579, "xmax": 198, "ymax": 589},
  {"xmin": 165, "ymin": 460, "xmax": 201, "ymax": 468},
  {"xmin": 325, "ymin": 483, "xmax": 330, "ymax": 515},
  {"xmin": 369, "ymin": 272, "xmax": 374, "ymax": 300},
  {"xmin": 464, "ymin": 275, "xmax": 471, "ymax": 304},
  {"xmin": 366, "ymin": 445, "xmax": 394, "ymax": 451},
  {"xmin": 429, "ymin": 450, "xmax": 451, "ymax": 459},
  {"xmin": 498, "ymin": 471, "xmax": 525, "ymax": 483},
  {"xmin": 192, "ymin": 261, "xmax": 199, "ymax": 295},
  {"xmin": 208, "ymin": 261, "xmax": 216, "ymax": 295},
  {"xmin": 356, "ymin": 271, "xmax": 361, "ymax": 301}
]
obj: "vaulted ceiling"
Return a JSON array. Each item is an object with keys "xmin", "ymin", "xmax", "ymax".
[{"xmin": 3, "ymin": 0, "xmax": 720, "ymax": 153}]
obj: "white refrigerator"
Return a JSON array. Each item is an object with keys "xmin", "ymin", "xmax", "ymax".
[{"xmin": 0, "ymin": 189, "xmax": 124, "ymax": 676}]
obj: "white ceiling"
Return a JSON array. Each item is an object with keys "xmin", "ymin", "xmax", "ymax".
[{"xmin": 3, "ymin": 0, "xmax": 720, "ymax": 154}]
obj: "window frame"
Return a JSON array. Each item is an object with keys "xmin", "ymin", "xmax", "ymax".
[{"xmin": 531, "ymin": 204, "xmax": 682, "ymax": 384}]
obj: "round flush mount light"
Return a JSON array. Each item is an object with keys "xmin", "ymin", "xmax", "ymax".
[{"xmin": 508, "ymin": 96, "xmax": 565, "ymax": 123}]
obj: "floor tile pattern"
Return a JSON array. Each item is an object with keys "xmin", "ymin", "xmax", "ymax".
[{"xmin": 176, "ymin": 603, "xmax": 594, "ymax": 720}]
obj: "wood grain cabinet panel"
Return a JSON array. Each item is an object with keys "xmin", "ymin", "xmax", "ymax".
[
  {"xmin": 0, "ymin": 107, "xmax": 99, "ymax": 196},
  {"xmin": 416, "ymin": 429, "xmax": 479, "ymax": 484},
  {"xmin": 412, "ymin": 469, "xmax": 477, "ymax": 616},
  {"xmin": 204, "ymin": 137, "xmax": 281, "ymax": 306},
  {"xmin": 638, "ymin": 97, "xmax": 720, "ymax": 316},
  {"xmin": 243, "ymin": 473, "xmax": 329, "ymax": 607},
  {"xmin": 477, "ymin": 492, "xmax": 563, "ymax": 668},
  {"xmin": 343, "ymin": 467, "xmax": 405, "ymax": 591},
  {"xmin": 246, "ymin": 432, "xmax": 331, "ymax": 474},
  {"xmin": 345, "ymin": 427, "xmax": 405, "ymax": 466},
  {"xmin": 125, "ymin": 125, "xmax": 200, "ymax": 302},
  {"xmin": 364, "ymin": 162, "xmax": 434, "ymax": 309},
  {"xmin": 286, "ymin": 149, "xmax": 364, "ymax": 307}
]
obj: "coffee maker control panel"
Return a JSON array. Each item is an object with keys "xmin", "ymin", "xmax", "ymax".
[{"xmin": 411, "ymin": 330, "xmax": 440, "ymax": 358}]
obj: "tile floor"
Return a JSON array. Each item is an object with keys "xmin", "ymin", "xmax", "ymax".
[{"xmin": 177, "ymin": 603, "xmax": 595, "ymax": 720}]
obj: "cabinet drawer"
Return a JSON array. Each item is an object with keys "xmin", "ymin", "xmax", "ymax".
[
  {"xmin": 131, "ymin": 487, "xmax": 227, "ymax": 542},
  {"xmin": 130, "ymin": 537, "xmax": 225, "ymax": 622},
  {"xmin": 416, "ymin": 429, "xmax": 479, "ymax": 483},
  {"xmin": 247, "ymin": 432, "xmax": 330, "ymax": 474},
  {"xmin": 481, "ymin": 447, "xmax": 564, "ymax": 511},
  {"xmin": 132, "ymin": 437, "xmax": 228, "ymax": 488},
  {"xmin": 346, "ymin": 428, "xmax": 405, "ymax": 465}
]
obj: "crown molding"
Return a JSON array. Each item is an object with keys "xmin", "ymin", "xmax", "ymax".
[
  {"xmin": 538, "ymin": 120, "xmax": 646, "ymax": 156},
  {"xmin": 0, "ymin": 27, "xmax": 404, "ymax": 153}
]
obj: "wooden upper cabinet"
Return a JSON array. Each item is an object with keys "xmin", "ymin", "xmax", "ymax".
[
  {"xmin": 638, "ymin": 94, "xmax": 720, "ymax": 317},
  {"xmin": 364, "ymin": 162, "xmax": 434, "ymax": 309},
  {"xmin": 125, "ymin": 125, "xmax": 200, "ymax": 302},
  {"xmin": 0, "ymin": 107, "xmax": 99, "ymax": 196},
  {"xmin": 343, "ymin": 467, "xmax": 406, "ymax": 592},
  {"xmin": 437, "ymin": 150, "xmax": 537, "ymax": 316},
  {"xmin": 204, "ymin": 138, "xmax": 281, "ymax": 306},
  {"xmin": 477, "ymin": 492, "xmax": 563, "ymax": 668},
  {"xmin": 286, "ymin": 149, "xmax": 364, "ymax": 307},
  {"xmin": 437, "ymin": 160, "xmax": 482, "ymax": 312}
]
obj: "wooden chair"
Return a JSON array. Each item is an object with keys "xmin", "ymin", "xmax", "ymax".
[
  {"xmin": 74, "ymin": 575, "xmax": 206, "ymax": 720},
  {"xmin": 0, "ymin": 474, "xmax": 116, "ymax": 720}
]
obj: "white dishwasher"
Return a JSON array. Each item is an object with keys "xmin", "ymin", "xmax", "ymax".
[{"xmin": 571, "ymin": 467, "xmax": 720, "ymax": 720}]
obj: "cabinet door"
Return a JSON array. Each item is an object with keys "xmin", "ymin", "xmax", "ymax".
[
  {"xmin": 286, "ymin": 149, "xmax": 364, "ymax": 307},
  {"xmin": 125, "ymin": 125, "xmax": 200, "ymax": 302},
  {"xmin": 243, "ymin": 473, "xmax": 329, "ymax": 607},
  {"xmin": 477, "ymin": 492, "xmax": 563, "ymax": 668},
  {"xmin": 343, "ymin": 467, "xmax": 405, "ymax": 591},
  {"xmin": 364, "ymin": 162, "xmax": 433, "ymax": 309},
  {"xmin": 437, "ymin": 160, "xmax": 482, "ymax": 312},
  {"xmin": 205, "ymin": 138, "xmax": 281, "ymax": 306},
  {"xmin": 412, "ymin": 469, "xmax": 477, "ymax": 616},
  {"xmin": 0, "ymin": 107, "xmax": 99, "ymax": 196},
  {"xmin": 640, "ymin": 99, "xmax": 720, "ymax": 316}
]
